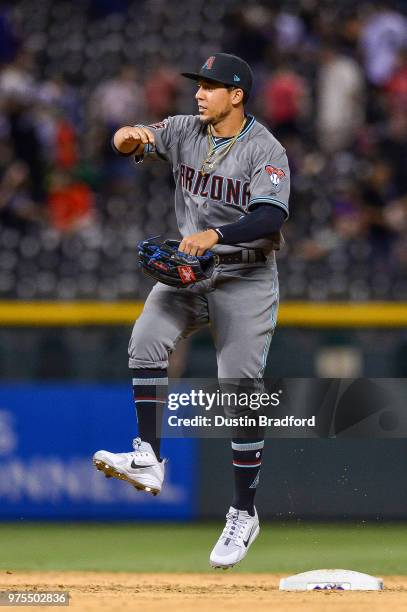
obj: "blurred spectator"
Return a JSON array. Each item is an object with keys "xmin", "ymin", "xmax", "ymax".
[
  {"xmin": 295, "ymin": 184, "xmax": 367, "ymax": 262},
  {"xmin": 5, "ymin": 100, "xmax": 46, "ymax": 201},
  {"xmin": 0, "ymin": 160, "xmax": 42, "ymax": 229},
  {"xmin": 360, "ymin": 4, "xmax": 407, "ymax": 86},
  {"xmin": 38, "ymin": 75, "xmax": 81, "ymax": 128},
  {"xmin": 383, "ymin": 197, "xmax": 407, "ymax": 235},
  {"xmin": 89, "ymin": 65, "xmax": 145, "ymax": 128},
  {"xmin": 377, "ymin": 109, "xmax": 407, "ymax": 196},
  {"xmin": 0, "ymin": 8, "xmax": 20, "ymax": 65},
  {"xmin": 0, "ymin": 49, "xmax": 35, "ymax": 102},
  {"xmin": 144, "ymin": 64, "xmax": 181, "ymax": 120},
  {"xmin": 33, "ymin": 98, "xmax": 78, "ymax": 171},
  {"xmin": 359, "ymin": 158, "xmax": 397, "ymax": 258},
  {"xmin": 384, "ymin": 48, "xmax": 407, "ymax": 113},
  {"xmin": 222, "ymin": 6, "xmax": 271, "ymax": 67},
  {"xmin": 317, "ymin": 44, "xmax": 365, "ymax": 153},
  {"xmin": 336, "ymin": 9, "xmax": 362, "ymax": 55},
  {"xmin": 274, "ymin": 11, "xmax": 305, "ymax": 52},
  {"xmin": 55, "ymin": 118, "xmax": 77, "ymax": 169},
  {"xmin": 0, "ymin": 50, "xmax": 46, "ymax": 200},
  {"xmin": 47, "ymin": 170, "xmax": 95, "ymax": 233},
  {"xmin": 260, "ymin": 60, "xmax": 309, "ymax": 139}
]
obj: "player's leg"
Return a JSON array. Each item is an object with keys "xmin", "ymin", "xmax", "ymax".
[
  {"xmin": 128, "ymin": 282, "xmax": 207, "ymax": 459},
  {"xmin": 210, "ymin": 259, "xmax": 279, "ymax": 380},
  {"xmin": 93, "ymin": 282, "xmax": 209, "ymax": 494},
  {"xmin": 208, "ymin": 258, "xmax": 279, "ymax": 567}
]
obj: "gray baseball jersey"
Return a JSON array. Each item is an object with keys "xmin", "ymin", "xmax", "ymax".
[
  {"xmin": 128, "ymin": 113, "xmax": 289, "ymax": 379},
  {"xmin": 135, "ymin": 114, "xmax": 290, "ymax": 254}
]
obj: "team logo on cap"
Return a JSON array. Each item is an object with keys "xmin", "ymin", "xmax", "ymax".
[
  {"xmin": 265, "ymin": 165, "xmax": 286, "ymax": 191},
  {"xmin": 203, "ymin": 56, "xmax": 216, "ymax": 70}
]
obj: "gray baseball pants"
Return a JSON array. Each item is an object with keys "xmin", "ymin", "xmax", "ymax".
[{"xmin": 129, "ymin": 255, "xmax": 279, "ymax": 379}]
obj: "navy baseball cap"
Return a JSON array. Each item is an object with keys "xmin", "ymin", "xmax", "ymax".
[{"xmin": 181, "ymin": 53, "xmax": 253, "ymax": 98}]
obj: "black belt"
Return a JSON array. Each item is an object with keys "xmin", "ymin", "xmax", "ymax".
[{"xmin": 214, "ymin": 249, "xmax": 267, "ymax": 265}]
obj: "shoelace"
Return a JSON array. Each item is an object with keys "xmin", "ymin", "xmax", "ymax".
[
  {"xmin": 131, "ymin": 438, "xmax": 166, "ymax": 464},
  {"xmin": 221, "ymin": 511, "xmax": 247, "ymax": 543},
  {"xmin": 132, "ymin": 437, "xmax": 150, "ymax": 458}
]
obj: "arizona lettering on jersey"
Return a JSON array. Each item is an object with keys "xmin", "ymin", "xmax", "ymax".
[
  {"xmin": 179, "ymin": 164, "xmax": 250, "ymax": 209},
  {"xmin": 135, "ymin": 114, "xmax": 290, "ymax": 254}
]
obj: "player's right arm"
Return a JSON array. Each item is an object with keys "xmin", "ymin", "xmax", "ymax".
[
  {"xmin": 112, "ymin": 116, "xmax": 195, "ymax": 164},
  {"xmin": 112, "ymin": 126, "xmax": 155, "ymax": 156}
]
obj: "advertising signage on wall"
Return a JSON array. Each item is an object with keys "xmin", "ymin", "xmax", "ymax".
[{"xmin": 0, "ymin": 385, "xmax": 197, "ymax": 520}]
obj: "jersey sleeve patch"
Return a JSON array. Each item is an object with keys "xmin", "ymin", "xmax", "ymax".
[
  {"xmin": 147, "ymin": 120, "xmax": 169, "ymax": 130},
  {"xmin": 265, "ymin": 165, "xmax": 286, "ymax": 192}
]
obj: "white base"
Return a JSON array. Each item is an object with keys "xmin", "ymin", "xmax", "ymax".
[{"xmin": 279, "ymin": 569, "xmax": 384, "ymax": 591}]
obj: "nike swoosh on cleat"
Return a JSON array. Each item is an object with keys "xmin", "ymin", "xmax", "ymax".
[
  {"xmin": 243, "ymin": 524, "xmax": 256, "ymax": 548},
  {"xmin": 131, "ymin": 460, "xmax": 156, "ymax": 469}
]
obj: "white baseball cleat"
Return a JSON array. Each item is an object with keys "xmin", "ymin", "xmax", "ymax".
[
  {"xmin": 93, "ymin": 437, "xmax": 165, "ymax": 496},
  {"xmin": 209, "ymin": 506, "xmax": 260, "ymax": 569}
]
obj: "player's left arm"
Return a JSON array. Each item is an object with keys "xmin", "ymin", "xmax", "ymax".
[
  {"xmin": 212, "ymin": 145, "xmax": 290, "ymax": 246},
  {"xmin": 212, "ymin": 205, "xmax": 286, "ymax": 246},
  {"xmin": 246, "ymin": 144, "xmax": 290, "ymax": 218},
  {"xmin": 178, "ymin": 203, "xmax": 286, "ymax": 255}
]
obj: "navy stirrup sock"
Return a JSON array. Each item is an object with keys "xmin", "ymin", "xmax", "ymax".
[
  {"xmin": 131, "ymin": 368, "xmax": 167, "ymax": 460},
  {"xmin": 231, "ymin": 438, "xmax": 264, "ymax": 516}
]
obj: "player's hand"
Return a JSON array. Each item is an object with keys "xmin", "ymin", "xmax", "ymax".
[
  {"xmin": 113, "ymin": 126, "xmax": 155, "ymax": 155},
  {"xmin": 179, "ymin": 230, "xmax": 219, "ymax": 256}
]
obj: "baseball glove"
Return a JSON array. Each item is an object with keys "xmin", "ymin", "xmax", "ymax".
[{"xmin": 137, "ymin": 236, "xmax": 216, "ymax": 287}]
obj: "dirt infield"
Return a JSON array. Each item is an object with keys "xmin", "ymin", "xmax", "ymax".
[{"xmin": 1, "ymin": 571, "xmax": 407, "ymax": 611}]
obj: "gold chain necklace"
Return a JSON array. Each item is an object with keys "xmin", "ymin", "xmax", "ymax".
[{"xmin": 200, "ymin": 117, "xmax": 247, "ymax": 176}]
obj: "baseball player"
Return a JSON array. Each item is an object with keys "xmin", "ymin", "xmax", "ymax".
[{"xmin": 94, "ymin": 53, "xmax": 290, "ymax": 569}]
